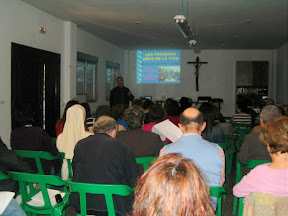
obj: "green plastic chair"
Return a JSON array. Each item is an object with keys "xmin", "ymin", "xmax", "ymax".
[
  {"xmin": 9, "ymin": 171, "xmax": 70, "ymax": 216},
  {"xmin": 69, "ymin": 182, "xmax": 133, "ymax": 216},
  {"xmin": 136, "ymin": 157, "xmax": 157, "ymax": 172},
  {"xmin": 209, "ymin": 186, "xmax": 226, "ymax": 216},
  {"xmin": 233, "ymin": 160, "xmax": 270, "ymax": 215},
  {"xmin": 14, "ymin": 150, "xmax": 61, "ymax": 175}
]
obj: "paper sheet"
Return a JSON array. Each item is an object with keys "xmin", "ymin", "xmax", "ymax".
[
  {"xmin": 27, "ymin": 189, "xmax": 65, "ymax": 207},
  {"xmin": 153, "ymin": 119, "xmax": 182, "ymax": 143}
]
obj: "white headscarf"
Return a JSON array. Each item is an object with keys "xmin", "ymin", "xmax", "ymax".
[{"xmin": 57, "ymin": 104, "xmax": 92, "ymax": 159}]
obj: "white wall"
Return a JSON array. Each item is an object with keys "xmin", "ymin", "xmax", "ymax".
[
  {"xmin": 276, "ymin": 42, "xmax": 288, "ymax": 104},
  {"xmin": 77, "ymin": 29, "xmax": 124, "ymax": 112},
  {"xmin": 125, "ymin": 49, "xmax": 276, "ymax": 117},
  {"xmin": 0, "ymin": 0, "xmax": 66, "ymax": 147},
  {"xmin": 0, "ymin": 0, "xmax": 124, "ymax": 147}
]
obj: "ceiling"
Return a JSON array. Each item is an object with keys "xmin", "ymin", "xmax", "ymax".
[{"xmin": 21, "ymin": 0, "xmax": 287, "ymax": 50}]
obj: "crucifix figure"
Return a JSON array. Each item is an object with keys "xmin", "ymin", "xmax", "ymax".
[{"xmin": 187, "ymin": 57, "xmax": 208, "ymax": 91}]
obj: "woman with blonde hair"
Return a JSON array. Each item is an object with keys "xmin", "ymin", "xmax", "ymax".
[
  {"xmin": 131, "ymin": 153, "xmax": 215, "ymax": 216},
  {"xmin": 57, "ymin": 104, "xmax": 92, "ymax": 180}
]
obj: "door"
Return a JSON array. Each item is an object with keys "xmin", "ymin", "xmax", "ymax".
[{"xmin": 11, "ymin": 43, "xmax": 60, "ymax": 137}]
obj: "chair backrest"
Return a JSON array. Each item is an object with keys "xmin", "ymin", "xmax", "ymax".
[
  {"xmin": 8, "ymin": 171, "xmax": 69, "ymax": 215},
  {"xmin": 209, "ymin": 186, "xmax": 226, "ymax": 216},
  {"xmin": 136, "ymin": 157, "xmax": 157, "ymax": 172},
  {"xmin": 14, "ymin": 150, "xmax": 60, "ymax": 174},
  {"xmin": 69, "ymin": 182, "xmax": 133, "ymax": 216}
]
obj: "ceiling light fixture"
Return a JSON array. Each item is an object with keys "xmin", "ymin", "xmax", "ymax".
[{"xmin": 174, "ymin": 15, "xmax": 193, "ymax": 39}]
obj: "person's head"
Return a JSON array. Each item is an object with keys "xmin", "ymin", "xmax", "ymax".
[
  {"xmin": 142, "ymin": 99, "xmax": 154, "ymax": 112},
  {"xmin": 112, "ymin": 104, "xmax": 128, "ymax": 120},
  {"xmin": 62, "ymin": 100, "xmax": 79, "ymax": 123},
  {"xmin": 179, "ymin": 97, "xmax": 191, "ymax": 112},
  {"xmin": 132, "ymin": 99, "xmax": 143, "ymax": 108},
  {"xmin": 179, "ymin": 107, "xmax": 205, "ymax": 134},
  {"xmin": 260, "ymin": 116, "xmax": 288, "ymax": 155},
  {"xmin": 65, "ymin": 104, "xmax": 86, "ymax": 125},
  {"xmin": 95, "ymin": 105, "xmax": 111, "ymax": 120},
  {"xmin": 93, "ymin": 116, "xmax": 118, "ymax": 138},
  {"xmin": 80, "ymin": 103, "xmax": 91, "ymax": 118},
  {"xmin": 198, "ymin": 102, "xmax": 217, "ymax": 134},
  {"xmin": 148, "ymin": 104, "xmax": 164, "ymax": 123},
  {"xmin": 124, "ymin": 106, "xmax": 145, "ymax": 130},
  {"xmin": 132, "ymin": 153, "xmax": 214, "ymax": 216},
  {"xmin": 166, "ymin": 99, "xmax": 180, "ymax": 116},
  {"xmin": 259, "ymin": 105, "xmax": 282, "ymax": 127},
  {"xmin": 14, "ymin": 108, "xmax": 34, "ymax": 127},
  {"xmin": 116, "ymin": 76, "xmax": 124, "ymax": 88},
  {"xmin": 236, "ymin": 100, "xmax": 249, "ymax": 113},
  {"xmin": 265, "ymin": 98, "xmax": 275, "ymax": 106}
]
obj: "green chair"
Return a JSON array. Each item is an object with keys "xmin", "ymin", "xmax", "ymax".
[
  {"xmin": 209, "ymin": 186, "xmax": 226, "ymax": 216},
  {"xmin": 14, "ymin": 150, "xmax": 61, "ymax": 175},
  {"xmin": 69, "ymin": 182, "xmax": 133, "ymax": 216},
  {"xmin": 136, "ymin": 157, "xmax": 157, "ymax": 172},
  {"xmin": 9, "ymin": 171, "xmax": 70, "ymax": 216},
  {"xmin": 233, "ymin": 160, "xmax": 270, "ymax": 215}
]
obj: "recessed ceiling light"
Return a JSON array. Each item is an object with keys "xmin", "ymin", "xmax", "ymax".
[{"xmin": 134, "ymin": 22, "xmax": 141, "ymax": 24}]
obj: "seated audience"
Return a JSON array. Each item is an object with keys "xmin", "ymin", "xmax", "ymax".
[
  {"xmin": 117, "ymin": 106, "xmax": 163, "ymax": 173},
  {"xmin": 198, "ymin": 102, "xmax": 225, "ymax": 143},
  {"xmin": 238, "ymin": 105, "xmax": 282, "ymax": 167},
  {"xmin": 57, "ymin": 104, "xmax": 92, "ymax": 180},
  {"xmin": 112, "ymin": 104, "xmax": 128, "ymax": 130},
  {"xmin": 70, "ymin": 116, "xmax": 138, "ymax": 216},
  {"xmin": 80, "ymin": 102, "xmax": 94, "ymax": 130},
  {"xmin": 0, "ymin": 137, "xmax": 34, "ymax": 193},
  {"xmin": 131, "ymin": 99, "xmax": 143, "ymax": 107},
  {"xmin": 131, "ymin": 153, "xmax": 214, "ymax": 216},
  {"xmin": 233, "ymin": 116, "xmax": 288, "ymax": 199},
  {"xmin": 160, "ymin": 107, "xmax": 225, "ymax": 210},
  {"xmin": 11, "ymin": 109, "xmax": 61, "ymax": 175},
  {"xmin": 163, "ymin": 99, "xmax": 181, "ymax": 126},
  {"xmin": 231, "ymin": 100, "xmax": 252, "ymax": 125},
  {"xmin": 55, "ymin": 100, "xmax": 79, "ymax": 137}
]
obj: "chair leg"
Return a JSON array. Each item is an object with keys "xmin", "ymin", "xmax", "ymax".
[{"xmin": 233, "ymin": 196, "xmax": 238, "ymax": 215}]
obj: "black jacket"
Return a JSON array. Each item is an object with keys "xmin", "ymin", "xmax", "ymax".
[
  {"xmin": 70, "ymin": 133, "xmax": 138, "ymax": 215},
  {"xmin": 0, "ymin": 137, "xmax": 35, "ymax": 193},
  {"xmin": 110, "ymin": 86, "xmax": 134, "ymax": 108}
]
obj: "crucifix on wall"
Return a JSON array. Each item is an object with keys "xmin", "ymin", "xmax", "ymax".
[{"xmin": 187, "ymin": 57, "xmax": 208, "ymax": 91}]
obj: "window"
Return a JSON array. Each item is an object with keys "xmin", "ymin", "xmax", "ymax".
[
  {"xmin": 105, "ymin": 61, "xmax": 121, "ymax": 101},
  {"xmin": 76, "ymin": 52, "xmax": 98, "ymax": 102}
]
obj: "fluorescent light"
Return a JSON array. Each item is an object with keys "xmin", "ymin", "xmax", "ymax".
[{"xmin": 173, "ymin": 15, "xmax": 193, "ymax": 39}]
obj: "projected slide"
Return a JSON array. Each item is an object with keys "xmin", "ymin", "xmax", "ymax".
[{"xmin": 137, "ymin": 50, "xmax": 181, "ymax": 84}]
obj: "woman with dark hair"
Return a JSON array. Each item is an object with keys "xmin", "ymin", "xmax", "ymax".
[
  {"xmin": 198, "ymin": 102, "xmax": 225, "ymax": 143},
  {"xmin": 131, "ymin": 153, "xmax": 215, "ymax": 216},
  {"xmin": 179, "ymin": 97, "xmax": 192, "ymax": 113},
  {"xmin": 10, "ymin": 109, "xmax": 61, "ymax": 175},
  {"xmin": 80, "ymin": 102, "xmax": 94, "ymax": 130},
  {"xmin": 163, "ymin": 99, "xmax": 181, "ymax": 126},
  {"xmin": 142, "ymin": 104, "xmax": 164, "ymax": 131},
  {"xmin": 55, "ymin": 100, "xmax": 79, "ymax": 137}
]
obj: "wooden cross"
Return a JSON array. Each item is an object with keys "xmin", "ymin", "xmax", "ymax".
[{"xmin": 187, "ymin": 57, "xmax": 208, "ymax": 91}]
